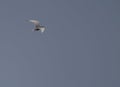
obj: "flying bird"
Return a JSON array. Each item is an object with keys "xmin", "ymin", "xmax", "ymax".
[{"xmin": 29, "ymin": 20, "xmax": 45, "ymax": 33}]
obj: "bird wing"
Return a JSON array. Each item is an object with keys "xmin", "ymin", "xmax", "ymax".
[{"xmin": 29, "ymin": 20, "xmax": 40, "ymax": 25}]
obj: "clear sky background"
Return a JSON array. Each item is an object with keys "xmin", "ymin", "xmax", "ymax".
[{"xmin": 0, "ymin": 0, "xmax": 120, "ymax": 87}]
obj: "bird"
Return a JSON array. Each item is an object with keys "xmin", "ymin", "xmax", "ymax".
[{"xmin": 29, "ymin": 20, "xmax": 45, "ymax": 33}]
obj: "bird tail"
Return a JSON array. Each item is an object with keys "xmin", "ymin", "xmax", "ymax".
[{"xmin": 40, "ymin": 26, "xmax": 45, "ymax": 33}]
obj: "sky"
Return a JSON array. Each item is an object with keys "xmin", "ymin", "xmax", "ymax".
[{"xmin": 0, "ymin": 0, "xmax": 120, "ymax": 87}]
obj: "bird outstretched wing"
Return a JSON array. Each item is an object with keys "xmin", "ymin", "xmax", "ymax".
[{"xmin": 29, "ymin": 20, "xmax": 40, "ymax": 25}]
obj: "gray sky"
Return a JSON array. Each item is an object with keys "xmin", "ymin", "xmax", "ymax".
[{"xmin": 0, "ymin": 0, "xmax": 120, "ymax": 87}]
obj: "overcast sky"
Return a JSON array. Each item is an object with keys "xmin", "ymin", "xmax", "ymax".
[{"xmin": 0, "ymin": 0, "xmax": 120, "ymax": 87}]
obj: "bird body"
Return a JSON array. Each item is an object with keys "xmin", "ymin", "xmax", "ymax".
[{"xmin": 29, "ymin": 20, "xmax": 45, "ymax": 33}]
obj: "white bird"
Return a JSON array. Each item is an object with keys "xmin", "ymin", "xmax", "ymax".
[{"xmin": 29, "ymin": 20, "xmax": 45, "ymax": 33}]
